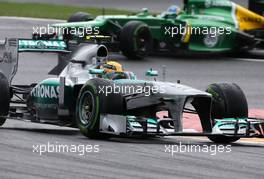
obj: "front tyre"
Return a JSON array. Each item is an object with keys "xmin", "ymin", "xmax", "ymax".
[
  {"xmin": 76, "ymin": 81, "xmax": 102, "ymax": 139},
  {"xmin": 206, "ymin": 83, "xmax": 248, "ymax": 143},
  {"xmin": 120, "ymin": 21, "xmax": 153, "ymax": 59},
  {"xmin": 76, "ymin": 79, "xmax": 124, "ymax": 139}
]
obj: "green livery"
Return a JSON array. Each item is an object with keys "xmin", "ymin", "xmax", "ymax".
[{"xmin": 50, "ymin": 0, "xmax": 264, "ymax": 58}]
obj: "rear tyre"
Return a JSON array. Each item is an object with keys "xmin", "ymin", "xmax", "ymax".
[
  {"xmin": 68, "ymin": 12, "xmax": 93, "ymax": 22},
  {"xmin": 120, "ymin": 21, "xmax": 153, "ymax": 59},
  {"xmin": 0, "ymin": 72, "xmax": 10, "ymax": 127},
  {"xmin": 75, "ymin": 78, "xmax": 124, "ymax": 139},
  {"xmin": 0, "ymin": 117, "xmax": 6, "ymax": 126},
  {"xmin": 206, "ymin": 83, "xmax": 248, "ymax": 143}
]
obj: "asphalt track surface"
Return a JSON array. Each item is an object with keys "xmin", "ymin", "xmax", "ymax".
[{"xmin": 0, "ymin": 2, "xmax": 264, "ymax": 179}]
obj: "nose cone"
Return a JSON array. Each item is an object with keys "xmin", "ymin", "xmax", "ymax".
[{"xmin": 236, "ymin": 4, "xmax": 264, "ymax": 30}]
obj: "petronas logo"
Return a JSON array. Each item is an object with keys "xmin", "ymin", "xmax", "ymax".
[{"xmin": 36, "ymin": 41, "xmax": 46, "ymax": 49}]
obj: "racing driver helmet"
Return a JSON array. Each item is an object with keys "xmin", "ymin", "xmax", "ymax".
[
  {"xmin": 161, "ymin": 5, "xmax": 181, "ymax": 18},
  {"xmin": 100, "ymin": 61, "xmax": 127, "ymax": 80}
]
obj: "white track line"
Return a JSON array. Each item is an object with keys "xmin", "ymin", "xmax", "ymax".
[
  {"xmin": 234, "ymin": 58, "xmax": 264, "ymax": 63},
  {"xmin": 0, "ymin": 16, "xmax": 65, "ymax": 22}
]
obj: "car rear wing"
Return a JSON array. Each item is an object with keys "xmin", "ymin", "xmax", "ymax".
[
  {"xmin": 0, "ymin": 38, "xmax": 69, "ymax": 84},
  {"xmin": 18, "ymin": 39, "xmax": 69, "ymax": 53}
]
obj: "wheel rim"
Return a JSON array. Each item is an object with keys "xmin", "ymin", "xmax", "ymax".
[
  {"xmin": 135, "ymin": 27, "xmax": 151, "ymax": 54},
  {"xmin": 137, "ymin": 36, "xmax": 146, "ymax": 52},
  {"xmin": 79, "ymin": 91, "xmax": 95, "ymax": 125}
]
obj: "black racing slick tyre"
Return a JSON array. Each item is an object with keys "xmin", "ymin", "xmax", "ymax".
[
  {"xmin": 0, "ymin": 117, "xmax": 6, "ymax": 126},
  {"xmin": 75, "ymin": 78, "xmax": 124, "ymax": 139},
  {"xmin": 206, "ymin": 83, "xmax": 248, "ymax": 143},
  {"xmin": 249, "ymin": 0, "xmax": 264, "ymax": 16},
  {"xmin": 120, "ymin": 21, "xmax": 153, "ymax": 59},
  {"xmin": 68, "ymin": 12, "xmax": 93, "ymax": 22},
  {"xmin": 0, "ymin": 72, "xmax": 10, "ymax": 126}
]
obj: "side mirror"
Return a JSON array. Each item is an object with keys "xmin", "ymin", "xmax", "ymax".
[
  {"xmin": 89, "ymin": 68, "xmax": 104, "ymax": 75},
  {"xmin": 145, "ymin": 69, "xmax": 158, "ymax": 77}
]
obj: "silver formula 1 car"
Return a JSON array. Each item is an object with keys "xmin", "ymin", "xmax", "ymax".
[{"xmin": 0, "ymin": 38, "xmax": 263, "ymax": 143}]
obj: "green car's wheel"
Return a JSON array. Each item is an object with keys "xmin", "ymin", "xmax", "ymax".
[
  {"xmin": 76, "ymin": 78, "xmax": 124, "ymax": 139},
  {"xmin": 206, "ymin": 83, "xmax": 248, "ymax": 143},
  {"xmin": 120, "ymin": 21, "xmax": 153, "ymax": 59},
  {"xmin": 68, "ymin": 12, "xmax": 93, "ymax": 22},
  {"xmin": 65, "ymin": 12, "xmax": 94, "ymax": 42},
  {"xmin": 249, "ymin": 0, "xmax": 264, "ymax": 16}
]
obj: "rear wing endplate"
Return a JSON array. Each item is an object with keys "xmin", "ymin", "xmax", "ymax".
[
  {"xmin": 0, "ymin": 38, "xmax": 69, "ymax": 84},
  {"xmin": 0, "ymin": 38, "xmax": 18, "ymax": 85}
]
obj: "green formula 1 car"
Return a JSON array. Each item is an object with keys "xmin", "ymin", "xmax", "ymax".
[
  {"xmin": 0, "ymin": 38, "xmax": 264, "ymax": 143},
  {"xmin": 38, "ymin": 0, "xmax": 264, "ymax": 59}
]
